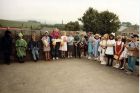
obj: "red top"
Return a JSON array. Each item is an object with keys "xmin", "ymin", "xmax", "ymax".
[{"xmin": 115, "ymin": 41, "xmax": 123, "ymax": 56}]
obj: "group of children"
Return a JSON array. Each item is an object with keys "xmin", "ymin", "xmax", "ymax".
[{"xmin": 1, "ymin": 28, "xmax": 139, "ymax": 74}]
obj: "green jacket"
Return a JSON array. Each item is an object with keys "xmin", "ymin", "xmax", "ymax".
[{"xmin": 16, "ymin": 38, "xmax": 27, "ymax": 57}]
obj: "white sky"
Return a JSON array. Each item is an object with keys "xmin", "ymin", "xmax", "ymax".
[{"xmin": 0, "ymin": 0, "xmax": 139, "ymax": 24}]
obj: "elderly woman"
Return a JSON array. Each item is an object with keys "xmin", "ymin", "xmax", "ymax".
[{"xmin": 16, "ymin": 32, "xmax": 27, "ymax": 63}]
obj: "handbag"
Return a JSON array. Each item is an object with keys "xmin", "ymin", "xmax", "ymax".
[{"xmin": 114, "ymin": 55, "xmax": 119, "ymax": 60}]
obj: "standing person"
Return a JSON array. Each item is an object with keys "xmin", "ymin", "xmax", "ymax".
[
  {"xmin": 93, "ymin": 34, "xmax": 100, "ymax": 61},
  {"xmin": 105, "ymin": 34, "xmax": 115, "ymax": 66},
  {"xmin": 126, "ymin": 35, "xmax": 139, "ymax": 73},
  {"xmin": 119, "ymin": 37, "xmax": 130, "ymax": 70},
  {"xmin": 16, "ymin": 32, "xmax": 27, "ymax": 63},
  {"xmin": 80, "ymin": 33, "xmax": 86, "ymax": 58},
  {"xmin": 28, "ymin": 31, "xmax": 40, "ymax": 62},
  {"xmin": 50, "ymin": 28, "xmax": 61, "ymax": 60},
  {"xmin": 41, "ymin": 31, "xmax": 51, "ymax": 61},
  {"xmin": 1, "ymin": 30, "xmax": 13, "ymax": 65},
  {"xmin": 67, "ymin": 31, "xmax": 74, "ymax": 58},
  {"xmin": 59, "ymin": 31, "xmax": 68, "ymax": 58},
  {"xmin": 87, "ymin": 32, "xmax": 94, "ymax": 59},
  {"xmin": 84, "ymin": 35, "xmax": 88, "ymax": 57},
  {"xmin": 99, "ymin": 35, "xmax": 108, "ymax": 65},
  {"xmin": 74, "ymin": 31, "xmax": 81, "ymax": 58},
  {"xmin": 113, "ymin": 36, "xmax": 124, "ymax": 68}
]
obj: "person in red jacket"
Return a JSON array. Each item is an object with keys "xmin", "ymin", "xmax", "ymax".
[{"xmin": 114, "ymin": 36, "xmax": 124, "ymax": 68}]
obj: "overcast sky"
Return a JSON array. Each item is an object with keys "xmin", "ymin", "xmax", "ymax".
[{"xmin": 0, "ymin": 0, "xmax": 139, "ymax": 24}]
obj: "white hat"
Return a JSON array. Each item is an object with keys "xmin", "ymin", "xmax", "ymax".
[
  {"xmin": 18, "ymin": 32, "xmax": 23, "ymax": 37},
  {"xmin": 111, "ymin": 32, "xmax": 115, "ymax": 36},
  {"xmin": 44, "ymin": 31, "xmax": 49, "ymax": 34}
]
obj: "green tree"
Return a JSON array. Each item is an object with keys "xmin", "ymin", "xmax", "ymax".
[
  {"xmin": 98, "ymin": 11, "xmax": 120, "ymax": 35},
  {"xmin": 79, "ymin": 7, "xmax": 120, "ymax": 35},
  {"xmin": 65, "ymin": 21, "xmax": 80, "ymax": 31},
  {"xmin": 79, "ymin": 7, "xmax": 99, "ymax": 33}
]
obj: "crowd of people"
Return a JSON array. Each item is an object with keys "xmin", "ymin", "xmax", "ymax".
[{"xmin": 0, "ymin": 28, "xmax": 139, "ymax": 74}]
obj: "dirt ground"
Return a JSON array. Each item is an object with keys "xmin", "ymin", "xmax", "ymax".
[{"xmin": 0, "ymin": 58, "xmax": 139, "ymax": 93}]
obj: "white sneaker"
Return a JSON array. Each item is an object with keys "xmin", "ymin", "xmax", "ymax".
[
  {"xmin": 56, "ymin": 57, "xmax": 59, "ymax": 60},
  {"xmin": 53, "ymin": 57, "xmax": 55, "ymax": 60},
  {"xmin": 88, "ymin": 56, "xmax": 91, "ymax": 59},
  {"xmin": 68, "ymin": 56, "xmax": 70, "ymax": 58},
  {"xmin": 70, "ymin": 56, "xmax": 72, "ymax": 58},
  {"xmin": 114, "ymin": 64, "xmax": 119, "ymax": 68}
]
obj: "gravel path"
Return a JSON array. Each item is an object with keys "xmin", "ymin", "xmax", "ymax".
[{"xmin": 0, "ymin": 59, "xmax": 139, "ymax": 93}]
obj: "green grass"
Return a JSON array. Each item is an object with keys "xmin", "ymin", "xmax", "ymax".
[{"xmin": 0, "ymin": 19, "xmax": 41, "ymax": 30}]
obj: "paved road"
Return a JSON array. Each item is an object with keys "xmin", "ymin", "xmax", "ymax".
[{"xmin": 0, "ymin": 59, "xmax": 139, "ymax": 93}]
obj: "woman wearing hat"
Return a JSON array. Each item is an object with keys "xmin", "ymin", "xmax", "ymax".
[
  {"xmin": 41, "ymin": 31, "xmax": 51, "ymax": 61},
  {"xmin": 15, "ymin": 32, "xmax": 27, "ymax": 63}
]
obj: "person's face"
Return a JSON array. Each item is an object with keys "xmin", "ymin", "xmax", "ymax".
[{"xmin": 110, "ymin": 36, "xmax": 113, "ymax": 40}]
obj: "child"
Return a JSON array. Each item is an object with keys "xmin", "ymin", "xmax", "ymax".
[
  {"xmin": 16, "ymin": 32, "xmax": 27, "ymax": 63},
  {"xmin": 60, "ymin": 31, "xmax": 68, "ymax": 58},
  {"xmin": 93, "ymin": 34, "xmax": 100, "ymax": 61},
  {"xmin": 99, "ymin": 35, "xmax": 107, "ymax": 65},
  {"xmin": 50, "ymin": 28, "xmax": 61, "ymax": 60},
  {"xmin": 126, "ymin": 35, "xmax": 139, "ymax": 73},
  {"xmin": 67, "ymin": 32, "xmax": 74, "ymax": 58},
  {"xmin": 87, "ymin": 32, "xmax": 94, "ymax": 59},
  {"xmin": 41, "ymin": 31, "xmax": 51, "ymax": 61},
  {"xmin": 105, "ymin": 34, "xmax": 115, "ymax": 66},
  {"xmin": 114, "ymin": 36, "xmax": 124, "ymax": 68},
  {"xmin": 28, "ymin": 31, "xmax": 40, "ymax": 62}
]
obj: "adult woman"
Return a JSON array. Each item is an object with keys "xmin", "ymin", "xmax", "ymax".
[{"xmin": 1, "ymin": 30, "xmax": 13, "ymax": 65}]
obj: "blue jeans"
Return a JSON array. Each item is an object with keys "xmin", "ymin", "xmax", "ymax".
[
  {"xmin": 128, "ymin": 56, "xmax": 137, "ymax": 71},
  {"xmin": 31, "ymin": 49, "xmax": 39, "ymax": 60}
]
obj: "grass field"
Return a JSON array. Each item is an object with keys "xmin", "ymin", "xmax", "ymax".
[{"xmin": 0, "ymin": 19, "xmax": 41, "ymax": 29}]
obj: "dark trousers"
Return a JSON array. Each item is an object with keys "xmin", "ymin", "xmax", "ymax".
[
  {"xmin": 51, "ymin": 42, "xmax": 60, "ymax": 58},
  {"xmin": 18, "ymin": 56, "xmax": 25, "ymax": 63},
  {"xmin": 3, "ymin": 52, "xmax": 11, "ymax": 64},
  {"xmin": 106, "ymin": 55, "xmax": 113, "ymax": 66},
  {"xmin": 74, "ymin": 43, "xmax": 81, "ymax": 58}
]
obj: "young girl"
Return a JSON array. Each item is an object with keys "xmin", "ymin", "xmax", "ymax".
[
  {"xmin": 93, "ymin": 34, "xmax": 100, "ymax": 61},
  {"xmin": 67, "ymin": 32, "xmax": 74, "ymax": 58},
  {"xmin": 114, "ymin": 36, "xmax": 124, "ymax": 68},
  {"xmin": 28, "ymin": 31, "xmax": 40, "ymax": 62},
  {"xmin": 60, "ymin": 31, "xmax": 68, "ymax": 58},
  {"xmin": 16, "ymin": 32, "xmax": 27, "ymax": 63},
  {"xmin": 50, "ymin": 28, "xmax": 61, "ymax": 60},
  {"xmin": 105, "ymin": 34, "xmax": 115, "ymax": 66},
  {"xmin": 99, "ymin": 35, "xmax": 107, "ymax": 65},
  {"xmin": 41, "ymin": 31, "xmax": 51, "ymax": 61},
  {"xmin": 87, "ymin": 32, "xmax": 94, "ymax": 59}
]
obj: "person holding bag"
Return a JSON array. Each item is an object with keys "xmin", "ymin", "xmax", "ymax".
[{"xmin": 113, "ymin": 36, "xmax": 124, "ymax": 68}]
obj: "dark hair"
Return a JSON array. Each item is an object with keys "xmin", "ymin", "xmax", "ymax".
[
  {"xmin": 109, "ymin": 34, "xmax": 114, "ymax": 40},
  {"xmin": 5, "ymin": 30, "xmax": 11, "ymax": 36}
]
